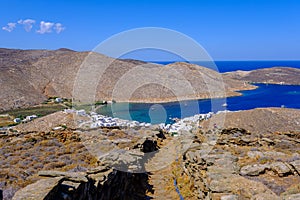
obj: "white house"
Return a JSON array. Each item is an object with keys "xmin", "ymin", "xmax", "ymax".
[
  {"xmin": 13, "ymin": 118, "xmax": 21, "ymax": 123},
  {"xmin": 55, "ymin": 98, "xmax": 63, "ymax": 103},
  {"xmin": 26, "ymin": 115, "xmax": 37, "ymax": 121},
  {"xmin": 76, "ymin": 109, "xmax": 86, "ymax": 116}
]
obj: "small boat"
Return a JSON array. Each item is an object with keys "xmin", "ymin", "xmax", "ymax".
[{"xmin": 222, "ymin": 103, "xmax": 228, "ymax": 107}]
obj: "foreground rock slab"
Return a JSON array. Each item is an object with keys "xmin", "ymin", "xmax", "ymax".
[{"xmin": 12, "ymin": 177, "xmax": 63, "ymax": 200}]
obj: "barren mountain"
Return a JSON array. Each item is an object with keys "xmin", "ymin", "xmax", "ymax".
[
  {"xmin": 223, "ymin": 67, "xmax": 300, "ymax": 85},
  {"xmin": 200, "ymin": 107, "xmax": 300, "ymax": 134},
  {"xmin": 0, "ymin": 48, "xmax": 255, "ymax": 111}
]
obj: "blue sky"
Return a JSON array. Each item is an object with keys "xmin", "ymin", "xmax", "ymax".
[{"xmin": 1, "ymin": 0, "xmax": 300, "ymax": 60}]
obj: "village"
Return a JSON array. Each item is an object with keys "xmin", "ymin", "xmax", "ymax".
[
  {"xmin": 1, "ymin": 96, "xmax": 216, "ymax": 137},
  {"xmin": 71, "ymin": 108, "xmax": 215, "ymax": 136}
]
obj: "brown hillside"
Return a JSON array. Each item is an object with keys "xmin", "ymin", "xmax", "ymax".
[
  {"xmin": 223, "ymin": 67, "xmax": 300, "ymax": 85},
  {"xmin": 200, "ymin": 107, "xmax": 300, "ymax": 134},
  {"xmin": 0, "ymin": 48, "xmax": 255, "ymax": 111}
]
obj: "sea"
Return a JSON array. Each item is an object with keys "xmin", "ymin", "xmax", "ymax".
[{"xmin": 98, "ymin": 61, "xmax": 300, "ymax": 124}]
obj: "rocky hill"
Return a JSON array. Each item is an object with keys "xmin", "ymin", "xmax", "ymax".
[
  {"xmin": 1, "ymin": 108, "xmax": 299, "ymax": 199},
  {"xmin": 223, "ymin": 67, "xmax": 300, "ymax": 85},
  {"xmin": 0, "ymin": 48, "xmax": 255, "ymax": 111},
  {"xmin": 200, "ymin": 107, "xmax": 300, "ymax": 134}
]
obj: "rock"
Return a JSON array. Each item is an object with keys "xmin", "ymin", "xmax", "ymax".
[
  {"xmin": 88, "ymin": 173, "xmax": 106, "ymax": 183},
  {"xmin": 12, "ymin": 177, "xmax": 63, "ymax": 200},
  {"xmin": 240, "ymin": 162, "xmax": 292, "ymax": 177},
  {"xmin": 221, "ymin": 194, "xmax": 238, "ymax": 200},
  {"xmin": 290, "ymin": 160, "xmax": 300, "ymax": 174},
  {"xmin": 261, "ymin": 137, "xmax": 275, "ymax": 144},
  {"xmin": 247, "ymin": 151, "xmax": 264, "ymax": 158},
  {"xmin": 38, "ymin": 170, "xmax": 88, "ymax": 182},
  {"xmin": 282, "ymin": 193, "xmax": 300, "ymax": 200},
  {"xmin": 251, "ymin": 193, "xmax": 280, "ymax": 200},
  {"xmin": 240, "ymin": 164, "xmax": 268, "ymax": 176},
  {"xmin": 221, "ymin": 128, "xmax": 250, "ymax": 135},
  {"xmin": 185, "ymin": 151, "xmax": 202, "ymax": 164},
  {"xmin": 13, "ymin": 168, "xmax": 151, "ymax": 200},
  {"xmin": 264, "ymin": 151, "xmax": 286, "ymax": 158},
  {"xmin": 209, "ymin": 179, "xmax": 233, "ymax": 193},
  {"xmin": 248, "ymin": 150, "xmax": 287, "ymax": 161},
  {"xmin": 240, "ymin": 135, "xmax": 257, "ymax": 144},
  {"xmin": 38, "ymin": 170, "xmax": 67, "ymax": 177},
  {"xmin": 86, "ymin": 165, "xmax": 110, "ymax": 174},
  {"xmin": 208, "ymin": 174, "xmax": 278, "ymax": 198},
  {"xmin": 61, "ymin": 180, "xmax": 81, "ymax": 191},
  {"xmin": 270, "ymin": 162, "xmax": 292, "ymax": 177},
  {"xmin": 206, "ymin": 153, "xmax": 240, "ymax": 174}
]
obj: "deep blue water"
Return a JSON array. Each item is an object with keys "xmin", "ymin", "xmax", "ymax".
[
  {"xmin": 99, "ymin": 60, "xmax": 300, "ymax": 124},
  {"xmin": 99, "ymin": 84, "xmax": 300, "ymax": 124},
  {"xmin": 153, "ymin": 60, "xmax": 300, "ymax": 73}
]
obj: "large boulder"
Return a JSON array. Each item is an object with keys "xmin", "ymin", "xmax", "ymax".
[{"xmin": 12, "ymin": 177, "xmax": 63, "ymax": 200}]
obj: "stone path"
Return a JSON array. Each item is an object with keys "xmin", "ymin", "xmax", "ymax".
[{"xmin": 145, "ymin": 136, "xmax": 187, "ymax": 199}]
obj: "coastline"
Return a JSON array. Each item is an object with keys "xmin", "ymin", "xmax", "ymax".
[
  {"xmin": 99, "ymin": 85, "xmax": 258, "ymax": 104},
  {"xmin": 248, "ymin": 81, "xmax": 300, "ymax": 86}
]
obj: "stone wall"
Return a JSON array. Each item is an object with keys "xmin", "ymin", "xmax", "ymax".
[{"xmin": 12, "ymin": 136, "xmax": 161, "ymax": 200}]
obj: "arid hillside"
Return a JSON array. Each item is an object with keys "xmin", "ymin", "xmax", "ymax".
[
  {"xmin": 0, "ymin": 48, "xmax": 256, "ymax": 111},
  {"xmin": 223, "ymin": 67, "xmax": 300, "ymax": 85},
  {"xmin": 1, "ymin": 108, "xmax": 300, "ymax": 199},
  {"xmin": 200, "ymin": 107, "xmax": 300, "ymax": 134}
]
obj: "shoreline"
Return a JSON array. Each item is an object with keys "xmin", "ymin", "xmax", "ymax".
[
  {"xmin": 102, "ymin": 81, "xmax": 300, "ymax": 104},
  {"xmin": 248, "ymin": 81, "xmax": 300, "ymax": 86},
  {"xmin": 100, "ymin": 87, "xmax": 258, "ymax": 104},
  {"xmin": 2, "ymin": 82, "xmax": 300, "ymax": 113}
]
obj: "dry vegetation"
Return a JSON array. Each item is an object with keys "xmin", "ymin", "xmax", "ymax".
[
  {"xmin": 0, "ymin": 130, "xmax": 98, "ymax": 199},
  {"xmin": 0, "ymin": 104, "xmax": 66, "ymax": 119},
  {"xmin": 0, "ymin": 115, "xmax": 15, "ymax": 127}
]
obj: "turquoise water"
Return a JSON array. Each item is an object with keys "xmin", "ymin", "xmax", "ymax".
[{"xmin": 98, "ymin": 84, "xmax": 300, "ymax": 124}]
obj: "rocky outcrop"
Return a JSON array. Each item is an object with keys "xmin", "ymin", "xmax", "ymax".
[
  {"xmin": 11, "ymin": 131, "xmax": 164, "ymax": 200},
  {"xmin": 4, "ymin": 108, "xmax": 300, "ymax": 199},
  {"xmin": 290, "ymin": 160, "xmax": 300, "ymax": 175},
  {"xmin": 12, "ymin": 177, "xmax": 64, "ymax": 200},
  {"xmin": 13, "ymin": 165, "xmax": 151, "ymax": 200},
  {"xmin": 240, "ymin": 162, "xmax": 293, "ymax": 177},
  {"xmin": 200, "ymin": 107, "xmax": 300, "ymax": 134},
  {"xmin": 172, "ymin": 127, "xmax": 300, "ymax": 199}
]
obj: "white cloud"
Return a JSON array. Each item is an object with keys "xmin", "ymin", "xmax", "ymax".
[
  {"xmin": 2, "ymin": 19, "xmax": 65, "ymax": 34},
  {"xmin": 36, "ymin": 21, "xmax": 54, "ymax": 34},
  {"xmin": 2, "ymin": 22, "xmax": 16, "ymax": 32},
  {"xmin": 54, "ymin": 23, "xmax": 65, "ymax": 33},
  {"xmin": 18, "ymin": 19, "xmax": 35, "ymax": 32}
]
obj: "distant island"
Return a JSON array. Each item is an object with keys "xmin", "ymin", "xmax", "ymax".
[{"xmin": 223, "ymin": 67, "xmax": 300, "ymax": 85}]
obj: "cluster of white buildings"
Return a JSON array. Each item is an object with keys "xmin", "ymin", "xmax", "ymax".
[
  {"xmin": 160, "ymin": 113, "xmax": 213, "ymax": 135},
  {"xmin": 14, "ymin": 115, "xmax": 38, "ymax": 123},
  {"xmin": 72, "ymin": 108, "xmax": 214, "ymax": 135},
  {"xmin": 89, "ymin": 113, "xmax": 151, "ymax": 129}
]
